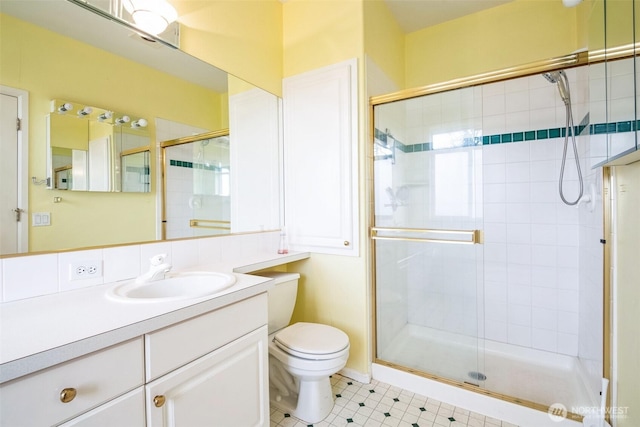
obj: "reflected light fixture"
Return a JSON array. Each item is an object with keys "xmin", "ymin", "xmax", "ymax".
[
  {"xmin": 77, "ymin": 106, "xmax": 93, "ymax": 116},
  {"xmin": 98, "ymin": 111, "xmax": 113, "ymax": 122},
  {"xmin": 116, "ymin": 115, "xmax": 131, "ymax": 124},
  {"xmin": 131, "ymin": 118, "xmax": 148, "ymax": 128},
  {"xmin": 122, "ymin": 0, "xmax": 178, "ymax": 35},
  {"xmin": 562, "ymin": 0, "xmax": 582, "ymax": 7},
  {"xmin": 57, "ymin": 103, "xmax": 73, "ymax": 113}
]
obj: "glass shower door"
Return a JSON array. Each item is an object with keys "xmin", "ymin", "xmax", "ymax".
[{"xmin": 372, "ymin": 88, "xmax": 485, "ymax": 386}]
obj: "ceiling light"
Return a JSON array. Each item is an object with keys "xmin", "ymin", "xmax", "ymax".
[{"xmin": 122, "ymin": 0, "xmax": 177, "ymax": 35}]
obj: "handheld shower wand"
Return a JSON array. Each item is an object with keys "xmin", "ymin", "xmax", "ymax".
[
  {"xmin": 543, "ymin": 71, "xmax": 571, "ymax": 105},
  {"xmin": 542, "ymin": 70, "xmax": 584, "ymax": 206}
]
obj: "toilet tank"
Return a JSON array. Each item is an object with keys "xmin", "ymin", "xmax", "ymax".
[{"xmin": 260, "ymin": 272, "xmax": 300, "ymax": 334}]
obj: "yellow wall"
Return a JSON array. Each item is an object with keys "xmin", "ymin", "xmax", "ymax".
[
  {"xmin": 405, "ymin": 0, "xmax": 580, "ymax": 88},
  {"xmin": 283, "ymin": 0, "xmax": 370, "ymax": 375},
  {"xmin": 177, "ymin": 0, "xmax": 283, "ymax": 96},
  {"xmin": 0, "ymin": 14, "xmax": 226, "ymax": 252},
  {"xmin": 363, "ymin": 0, "xmax": 405, "ymax": 90},
  {"xmin": 614, "ymin": 162, "xmax": 640, "ymax": 427}
]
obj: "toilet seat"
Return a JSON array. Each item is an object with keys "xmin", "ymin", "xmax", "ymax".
[{"xmin": 274, "ymin": 322, "xmax": 349, "ymax": 360}]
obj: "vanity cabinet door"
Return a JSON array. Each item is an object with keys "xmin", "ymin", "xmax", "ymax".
[
  {"xmin": 58, "ymin": 387, "xmax": 145, "ymax": 427},
  {"xmin": 145, "ymin": 326, "xmax": 269, "ymax": 427}
]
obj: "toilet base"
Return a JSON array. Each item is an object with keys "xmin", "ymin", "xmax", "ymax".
[{"xmin": 270, "ymin": 376, "xmax": 334, "ymax": 424}]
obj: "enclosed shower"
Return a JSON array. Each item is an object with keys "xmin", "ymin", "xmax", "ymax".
[{"xmin": 371, "ymin": 65, "xmax": 605, "ymax": 419}]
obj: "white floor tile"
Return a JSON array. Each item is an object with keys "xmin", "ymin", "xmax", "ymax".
[{"xmin": 269, "ymin": 374, "xmax": 518, "ymax": 427}]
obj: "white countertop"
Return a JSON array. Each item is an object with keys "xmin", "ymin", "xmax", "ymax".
[{"xmin": 0, "ymin": 251, "xmax": 309, "ymax": 384}]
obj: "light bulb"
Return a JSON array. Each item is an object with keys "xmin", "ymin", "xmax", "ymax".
[
  {"xmin": 57, "ymin": 103, "xmax": 73, "ymax": 113},
  {"xmin": 77, "ymin": 106, "xmax": 93, "ymax": 116},
  {"xmin": 116, "ymin": 115, "xmax": 130, "ymax": 124},
  {"xmin": 98, "ymin": 111, "xmax": 113, "ymax": 122},
  {"xmin": 131, "ymin": 118, "xmax": 148, "ymax": 128},
  {"xmin": 562, "ymin": 0, "xmax": 582, "ymax": 7}
]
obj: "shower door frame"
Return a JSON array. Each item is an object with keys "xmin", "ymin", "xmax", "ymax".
[
  {"xmin": 368, "ymin": 50, "xmax": 607, "ymax": 422},
  {"xmin": 160, "ymin": 129, "xmax": 231, "ymax": 240}
]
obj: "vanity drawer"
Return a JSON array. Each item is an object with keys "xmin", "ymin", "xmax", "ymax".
[
  {"xmin": 145, "ymin": 293, "xmax": 267, "ymax": 381},
  {"xmin": 0, "ymin": 338, "xmax": 144, "ymax": 427}
]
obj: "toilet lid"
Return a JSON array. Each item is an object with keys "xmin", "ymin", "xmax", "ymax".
[{"xmin": 274, "ymin": 322, "xmax": 349, "ymax": 358}]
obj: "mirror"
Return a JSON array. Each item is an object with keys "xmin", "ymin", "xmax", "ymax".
[
  {"xmin": 0, "ymin": 0, "xmax": 281, "ymax": 255},
  {"xmin": 47, "ymin": 101, "xmax": 150, "ymax": 192}
]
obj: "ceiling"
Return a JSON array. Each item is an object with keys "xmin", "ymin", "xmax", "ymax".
[{"xmin": 383, "ymin": 0, "xmax": 515, "ymax": 33}]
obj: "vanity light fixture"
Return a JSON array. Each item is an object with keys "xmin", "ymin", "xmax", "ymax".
[
  {"xmin": 57, "ymin": 103, "xmax": 73, "ymax": 113},
  {"xmin": 122, "ymin": 0, "xmax": 178, "ymax": 35},
  {"xmin": 98, "ymin": 111, "xmax": 113, "ymax": 122},
  {"xmin": 115, "ymin": 115, "xmax": 131, "ymax": 124},
  {"xmin": 131, "ymin": 118, "xmax": 148, "ymax": 128},
  {"xmin": 77, "ymin": 106, "xmax": 93, "ymax": 116}
]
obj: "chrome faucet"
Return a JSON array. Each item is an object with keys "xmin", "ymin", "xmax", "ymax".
[{"xmin": 136, "ymin": 254, "xmax": 172, "ymax": 284}]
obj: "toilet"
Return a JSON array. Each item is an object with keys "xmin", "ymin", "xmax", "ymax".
[{"xmin": 262, "ymin": 272, "xmax": 350, "ymax": 424}]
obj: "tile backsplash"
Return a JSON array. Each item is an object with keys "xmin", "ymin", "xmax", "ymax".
[{"xmin": 0, "ymin": 231, "xmax": 280, "ymax": 303}]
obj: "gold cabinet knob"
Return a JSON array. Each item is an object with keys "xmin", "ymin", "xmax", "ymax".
[
  {"xmin": 153, "ymin": 395, "xmax": 166, "ymax": 408},
  {"xmin": 344, "ymin": 241, "xmax": 350, "ymax": 246},
  {"xmin": 60, "ymin": 388, "xmax": 77, "ymax": 403}
]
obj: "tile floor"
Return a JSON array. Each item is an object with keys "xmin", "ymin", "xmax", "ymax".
[{"xmin": 270, "ymin": 374, "xmax": 519, "ymax": 427}]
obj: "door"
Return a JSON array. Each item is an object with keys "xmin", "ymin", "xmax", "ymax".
[
  {"xmin": 372, "ymin": 86, "xmax": 485, "ymax": 385},
  {"xmin": 146, "ymin": 327, "xmax": 268, "ymax": 427},
  {"xmin": 0, "ymin": 88, "xmax": 28, "ymax": 255}
]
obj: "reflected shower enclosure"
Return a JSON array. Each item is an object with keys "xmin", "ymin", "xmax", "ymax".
[
  {"xmin": 371, "ymin": 65, "xmax": 604, "ymax": 417},
  {"xmin": 162, "ymin": 132, "xmax": 231, "ymax": 239}
]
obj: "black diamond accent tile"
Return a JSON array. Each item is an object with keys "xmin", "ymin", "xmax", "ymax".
[
  {"xmin": 419, "ymin": 407, "xmax": 426, "ymax": 412},
  {"xmin": 448, "ymin": 417, "xmax": 456, "ymax": 422},
  {"xmin": 347, "ymin": 381, "xmax": 353, "ymax": 385},
  {"xmin": 393, "ymin": 397, "xmax": 399, "ymax": 402},
  {"xmin": 336, "ymin": 394, "xmax": 342, "ymax": 398},
  {"xmin": 412, "ymin": 424, "xmax": 419, "ymax": 427},
  {"xmin": 307, "ymin": 425, "xmax": 313, "ymax": 427},
  {"xmin": 369, "ymin": 389, "xmax": 375, "ymax": 393},
  {"xmin": 359, "ymin": 402, "xmax": 365, "ymax": 407},
  {"xmin": 384, "ymin": 412, "xmax": 391, "ymax": 417},
  {"xmin": 284, "ymin": 414, "xmax": 290, "ymax": 418},
  {"xmin": 347, "ymin": 418, "xmax": 353, "ymax": 423}
]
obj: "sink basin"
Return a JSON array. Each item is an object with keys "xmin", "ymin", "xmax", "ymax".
[{"xmin": 106, "ymin": 271, "xmax": 236, "ymax": 302}]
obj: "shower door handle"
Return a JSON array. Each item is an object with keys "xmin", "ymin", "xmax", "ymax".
[{"xmin": 371, "ymin": 227, "xmax": 482, "ymax": 245}]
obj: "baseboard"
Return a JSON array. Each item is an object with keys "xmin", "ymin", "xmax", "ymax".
[{"xmin": 338, "ymin": 367, "xmax": 371, "ymax": 384}]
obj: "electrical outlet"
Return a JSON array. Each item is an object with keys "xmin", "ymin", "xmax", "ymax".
[{"xmin": 70, "ymin": 260, "xmax": 103, "ymax": 281}]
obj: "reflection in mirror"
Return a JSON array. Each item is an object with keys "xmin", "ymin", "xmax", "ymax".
[
  {"xmin": 162, "ymin": 132, "xmax": 231, "ymax": 239},
  {"xmin": 0, "ymin": 0, "xmax": 281, "ymax": 256},
  {"xmin": 46, "ymin": 100, "xmax": 150, "ymax": 192}
]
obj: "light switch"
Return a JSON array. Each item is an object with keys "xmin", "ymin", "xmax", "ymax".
[{"xmin": 32, "ymin": 212, "xmax": 51, "ymax": 227}]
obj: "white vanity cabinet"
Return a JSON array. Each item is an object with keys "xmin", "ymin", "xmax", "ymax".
[
  {"xmin": 144, "ymin": 293, "xmax": 269, "ymax": 427},
  {"xmin": 0, "ymin": 292, "xmax": 271, "ymax": 427},
  {"xmin": 0, "ymin": 338, "xmax": 144, "ymax": 427}
]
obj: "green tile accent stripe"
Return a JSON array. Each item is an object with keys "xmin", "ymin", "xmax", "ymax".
[
  {"xmin": 374, "ymin": 115, "xmax": 637, "ymax": 154},
  {"xmin": 169, "ymin": 159, "xmax": 225, "ymax": 171}
]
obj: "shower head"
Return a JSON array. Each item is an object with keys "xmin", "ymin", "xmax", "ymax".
[
  {"xmin": 543, "ymin": 70, "xmax": 570, "ymax": 105},
  {"xmin": 543, "ymin": 71, "xmax": 560, "ymax": 84}
]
